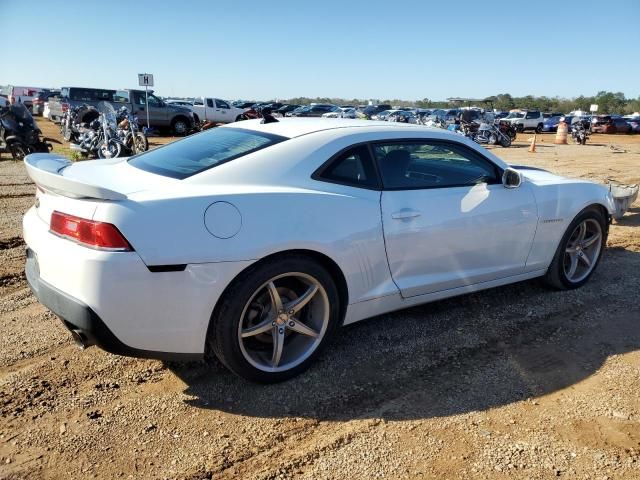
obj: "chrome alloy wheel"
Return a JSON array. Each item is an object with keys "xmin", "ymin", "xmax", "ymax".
[
  {"xmin": 563, "ymin": 218, "xmax": 603, "ymax": 283},
  {"xmin": 238, "ymin": 272, "xmax": 330, "ymax": 372}
]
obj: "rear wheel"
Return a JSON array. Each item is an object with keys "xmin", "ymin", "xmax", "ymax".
[
  {"xmin": 535, "ymin": 123, "xmax": 543, "ymax": 133},
  {"xmin": 544, "ymin": 207, "xmax": 606, "ymax": 290},
  {"xmin": 9, "ymin": 143, "xmax": 28, "ymax": 160},
  {"xmin": 132, "ymin": 132, "xmax": 148, "ymax": 153},
  {"xmin": 208, "ymin": 255, "xmax": 341, "ymax": 383},
  {"xmin": 500, "ymin": 135, "xmax": 512, "ymax": 147}
]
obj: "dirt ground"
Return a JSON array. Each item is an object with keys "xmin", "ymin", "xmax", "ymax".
[{"xmin": 1, "ymin": 121, "xmax": 639, "ymax": 480}]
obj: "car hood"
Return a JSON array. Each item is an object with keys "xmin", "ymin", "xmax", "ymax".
[
  {"xmin": 510, "ymin": 165, "xmax": 589, "ymax": 185},
  {"xmin": 169, "ymin": 105, "xmax": 192, "ymax": 114}
]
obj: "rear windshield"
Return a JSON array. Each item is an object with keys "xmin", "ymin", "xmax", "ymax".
[{"xmin": 128, "ymin": 127, "xmax": 287, "ymax": 179}]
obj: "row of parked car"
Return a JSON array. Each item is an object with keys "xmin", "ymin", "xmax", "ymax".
[{"xmin": 4, "ymin": 84, "xmax": 640, "ymax": 136}]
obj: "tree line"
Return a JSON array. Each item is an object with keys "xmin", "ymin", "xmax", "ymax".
[{"xmin": 281, "ymin": 91, "xmax": 640, "ymax": 114}]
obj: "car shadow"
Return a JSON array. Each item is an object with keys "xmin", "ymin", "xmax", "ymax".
[
  {"xmin": 169, "ymin": 247, "xmax": 640, "ymax": 421},
  {"xmin": 614, "ymin": 206, "xmax": 640, "ymax": 226}
]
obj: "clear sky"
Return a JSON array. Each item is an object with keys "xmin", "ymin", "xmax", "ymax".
[{"xmin": 1, "ymin": 0, "xmax": 638, "ymax": 101}]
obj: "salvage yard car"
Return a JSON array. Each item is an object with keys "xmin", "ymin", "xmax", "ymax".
[{"xmin": 23, "ymin": 119, "xmax": 615, "ymax": 383}]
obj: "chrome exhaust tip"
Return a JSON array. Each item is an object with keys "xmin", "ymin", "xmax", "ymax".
[{"xmin": 71, "ymin": 329, "xmax": 88, "ymax": 349}]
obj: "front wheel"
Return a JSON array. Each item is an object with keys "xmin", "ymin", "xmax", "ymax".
[
  {"xmin": 97, "ymin": 139, "xmax": 122, "ymax": 159},
  {"xmin": 543, "ymin": 207, "xmax": 607, "ymax": 290},
  {"xmin": 62, "ymin": 124, "xmax": 72, "ymax": 142},
  {"xmin": 208, "ymin": 255, "xmax": 341, "ymax": 383}
]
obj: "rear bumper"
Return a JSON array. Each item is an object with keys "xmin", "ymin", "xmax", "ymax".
[
  {"xmin": 23, "ymin": 206, "xmax": 254, "ymax": 359},
  {"xmin": 25, "ymin": 251, "xmax": 200, "ymax": 361}
]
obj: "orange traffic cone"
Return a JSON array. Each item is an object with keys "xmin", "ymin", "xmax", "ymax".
[{"xmin": 528, "ymin": 134, "xmax": 537, "ymax": 153}]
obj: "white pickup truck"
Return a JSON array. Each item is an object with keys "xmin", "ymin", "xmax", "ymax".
[{"xmin": 190, "ymin": 97, "xmax": 246, "ymax": 124}]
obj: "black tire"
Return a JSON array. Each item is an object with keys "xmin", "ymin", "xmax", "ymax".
[
  {"xmin": 207, "ymin": 255, "xmax": 341, "ymax": 383},
  {"xmin": 9, "ymin": 143, "xmax": 28, "ymax": 160},
  {"xmin": 171, "ymin": 117, "xmax": 189, "ymax": 136},
  {"xmin": 500, "ymin": 135, "xmax": 512, "ymax": 147},
  {"xmin": 235, "ymin": 115, "xmax": 243, "ymax": 122},
  {"xmin": 543, "ymin": 206, "xmax": 607, "ymax": 290},
  {"xmin": 535, "ymin": 123, "xmax": 543, "ymax": 134},
  {"xmin": 581, "ymin": 135, "xmax": 587, "ymax": 145},
  {"xmin": 516, "ymin": 124, "xmax": 524, "ymax": 133}
]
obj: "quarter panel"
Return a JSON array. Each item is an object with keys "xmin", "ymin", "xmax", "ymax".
[{"xmin": 95, "ymin": 186, "xmax": 396, "ymax": 305}]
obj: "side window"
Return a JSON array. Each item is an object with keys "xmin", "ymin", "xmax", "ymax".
[
  {"xmin": 146, "ymin": 94, "xmax": 162, "ymax": 107},
  {"xmin": 315, "ymin": 145, "xmax": 379, "ymax": 189},
  {"xmin": 114, "ymin": 90, "xmax": 129, "ymax": 103},
  {"xmin": 372, "ymin": 141, "xmax": 499, "ymax": 190},
  {"xmin": 526, "ymin": 111, "xmax": 540, "ymax": 119},
  {"xmin": 133, "ymin": 93, "xmax": 146, "ymax": 105},
  {"xmin": 193, "ymin": 98, "xmax": 204, "ymax": 106},
  {"xmin": 206, "ymin": 98, "xmax": 214, "ymax": 108},
  {"xmin": 216, "ymin": 99, "xmax": 230, "ymax": 109}
]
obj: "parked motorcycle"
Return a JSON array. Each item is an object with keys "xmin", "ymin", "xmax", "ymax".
[
  {"xmin": 462, "ymin": 120, "xmax": 511, "ymax": 147},
  {"xmin": 497, "ymin": 120, "xmax": 517, "ymax": 141},
  {"xmin": 61, "ymin": 104, "xmax": 99, "ymax": 143},
  {"xmin": 0, "ymin": 103, "xmax": 59, "ymax": 160},
  {"xmin": 69, "ymin": 102, "xmax": 122, "ymax": 158},
  {"xmin": 571, "ymin": 121, "xmax": 590, "ymax": 145},
  {"xmin": 116, "ymin": 106, "xmax": 148, "ymax": 155}
]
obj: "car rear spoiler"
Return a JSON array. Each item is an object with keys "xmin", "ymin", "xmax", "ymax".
[{"xmin": 24, "ymin": 154, "xmax": 127, "ymax": 201}]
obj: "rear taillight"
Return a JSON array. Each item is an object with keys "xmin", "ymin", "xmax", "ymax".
[{"xmin": 50, "ymin": 211, "xmax": 133, "ymax": 251}]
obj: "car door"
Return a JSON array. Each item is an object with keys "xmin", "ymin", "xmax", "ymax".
[
  {"xmin": 375, "ymin": 139, "xmax": 538, "ymax": 298},
  {"xmin": 525, "ymin": 111, "xmax": 539, "ymax": 129},
  {"xmin": 214, "ymin": 99, "xmax": 231, "ymax": 123},
  {"xmin": 132, "ymin": 91, "xmax": 166, "ymax": 127}
]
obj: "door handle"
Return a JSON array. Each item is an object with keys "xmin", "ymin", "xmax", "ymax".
[{"xmin": 391, "ymin": 209, "xmax": 421, "ymax": 220}]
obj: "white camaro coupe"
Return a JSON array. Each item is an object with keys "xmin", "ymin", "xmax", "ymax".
[{"xmin": 23, "ymin": 119, "xmax": 614, "ymax": 382}]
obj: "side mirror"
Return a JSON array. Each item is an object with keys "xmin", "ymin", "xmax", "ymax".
[{"xmin": 502, "ymin": 167, "xmax": 522, "ymax": 189}]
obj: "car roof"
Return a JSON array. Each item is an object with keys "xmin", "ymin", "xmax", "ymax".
[{"xmin": 221, "ymin": 118, "xmax": 428, "ymax": 138}]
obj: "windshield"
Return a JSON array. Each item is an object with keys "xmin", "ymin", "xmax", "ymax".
[
  {"xmin": 505, "ymin": 112, "xmax": 524, "ymax": 119},
  {"xmin": 129, "ymin": 127, "xmax": 287, "ymax": 179},
  {"xmin": 9, "ymin": 104, "xmax": 33, "ymax": 121}
]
